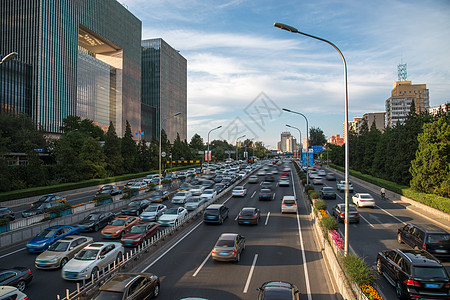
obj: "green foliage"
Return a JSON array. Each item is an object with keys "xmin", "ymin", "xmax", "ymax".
[
  {"xmin": 121, "ymin": 121, "xmax": 137, "ymax": 173},
  {"xmin": 79, "ymin": 137, "xmax": 107, "ymax": 179},
  {"xmin": 305, "ymin": 185, "xmax": 314, "ymax": 193},
  {"xmin": 309, "ymin": 191, "xmax": 319, "ymax": 200},
  {"xmin": 0, "ymin": 218, "xmax": 11, "ymax": 226},
  {"xmin": 123, "ymin": 188, "xmax": 138, "ymax": 199},
  {"xmin": 342, "ymin": 253, "xmax": 375, "ymax": 286},
  {"xmin": 103, "ymin": 122, "xmax": 123, "ymax": 176},
  {"xmin": 314, "ymin": 200, "xmax": 327, "ymax": 211},
  {"xmin": 44, "ymin": 203, "xmax": 72, "ymax": 214},
  {"xmin": 320, "ymin": 216, "xmax": 339, "ymax": 231},
  {"xmin": 93, "ymin": 194, "xmax": 113, "ymax": 202},
  {"xmin": 309, "ymin": 127, "xmax": 326, "ymax": 146}
]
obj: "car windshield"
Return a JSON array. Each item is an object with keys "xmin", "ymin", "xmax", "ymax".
[
  {"xmin": 234, "ymin": 187, "xmax": 243, "ymax": 191},
  {"xmin": 128, "ymin": 202, "xmax": 139, "ymax": 207},
  {"xmin": 145, "ymin": 206, "xmax": 158, "ymax": 212},
  {"xmin": 261, "ymin": 189, "xmax": 271, "ymax": 193},
  {"xmin": 241, "ymin": 209, "xmax": 255, "ymax": 216},
  {"xmin": 165, "ymin": 208, "xmax": 178, "ymax": 215},
  {"xmin": 360, "ymin": 194, "xmax": 373, "ymax": 199},
  {"xmin": 175, "ymin": 192, "xmax": 186, "ymax": 197},
  {"xmin": 427, "ymin": 233, "xmax": 450, "ymax": 244},
  {"xmin": 39, "ymin": 195, "xmax": 52, "ymax": 201},
  {"xmin": 36, "ymin": 229, "xmax": 56, "ymax": 238},
  {"xmin": 283, "ymin": 200, "xmax": 296, "ymax": 205},
  {"xmin": 323, "ymin": 187, "xmax": 334, "ymax": 191},
  {"xmin": 203, "ymin": 191, "xmax": 213, "ymax": 194},
  {"xmin": 187, "ymin": 198, "xmax": 200, "ymax": 203},
  {"xmin": 75, "ymin": 249, "xmax": 99, "ymax": 260},
  {"xmin": 110, "ymin": 219, "xmax": 126, "ymax": 226},
  {"xmin": 216, "ymin": 239, "xmax": 235, "ymax": 247},
  {"xmin": 48, "ymin": 241, "xmax": 70, "ymax": 252},
  {"xmin": 412, "ymin": 266, "xmax": 448, "ymax": 279},
  {"xmin": 205, "ymin": 209, "xmax": 219, "ymax": 216},
  {"xmin": 129, "ymin": 226, "xmax": 146, "ymax": 234},
  {"xmin": 85, "ymin": 214, "xmax": 100, "ymax": 221},
  {"xmin": 151, "ymin": 191, "xmax": 163, "ymax": 197},
  {"xmin": 101, "ymin": 186, "xmax": 112, "ymax": 190}
]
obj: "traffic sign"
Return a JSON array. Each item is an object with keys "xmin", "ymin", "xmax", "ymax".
[{"xmin": 161, "ymin": 152, "xmax": 166, "ymax": 157}]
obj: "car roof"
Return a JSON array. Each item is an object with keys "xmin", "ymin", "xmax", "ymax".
[
  {"xmin": 396, "ymin": 249, "xmax": 444, "ymax": 266},
  {"xmin": 100, "ymin": 273, "xmax": 153, "ymax": 292},
  {"xmin": 218, "ymin": 233, "xmax": 238, "ymax": 240},
  {"xmin": 85, "ymin": 242, "xmax": 120, "ymax": 249},
  {"xmin": 407, "ymin": 223, "xmax": 448, "ymax": 233},
  {"xmin": 206, "ymin": 204, "xmax": 224, "ymax": 209}
]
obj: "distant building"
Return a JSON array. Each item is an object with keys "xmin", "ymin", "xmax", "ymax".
[
  {"xmin": 428, "ymin": 103, "xmax": 449, "ymax": 116},
  {"xmin": 141, "ymin": 38, "xmax": 187, "ymax": 142},
  {"xmin": 385, "ymin": 80, "xmax": 429, "ymax": 127},
  {"xmin": 327, "ymin": 134, "xmax": 344, "ymax": 146},
  {"xmin": 355, "ymin": 112, "xmax": 385, "ymax": 133}
]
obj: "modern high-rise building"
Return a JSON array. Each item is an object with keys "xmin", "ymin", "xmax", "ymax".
[
  {"xmin": 1, "ymin": 0, "xmax": 142, "ymax": 136},
  {"xmin": 385, "ymin": 80, "xmax": 429, "ymax": 127},
  {"xmin": 141, "ymin": 38, "xmax": 187, "ymax": 142},
  {"xmin": 280, "ymin": 132, "xmax": 297, "ymax": 153}
]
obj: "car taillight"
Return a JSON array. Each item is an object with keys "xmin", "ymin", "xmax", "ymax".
[
  {"xmin": 354, "ymin": 213, "xmax": 359, "ymax": 216},
  {"xmin": 340, "ymin": 213, "xmax": 345, "ymax": 218},
  {"xmin": 259, "ymin": 194, "xmax": 262, "ymax": 197},
  {"xmin": 251, "ymin": 216, "xmax": 257, "ymax": 219},
  {"xmin": 28, "ymin": 270, "xmax": 32, "ymax": 275},
  {"xmin": 233, "ymin": 249, "xmax": 237, "ymax": 255},
  {"xmin": 422, "ymin": 243, "xmax": 426, "ymax": 250},
  {"xmin": 404, "ymin": 279, "xmax": 420, "ymax": 287},
  {"xmin": 444, "ymin": 282, "xmax": 450, "ymax": 288},
  {"xmin": 212, "ymin": 250, "xmax": 216, "ymax": 254}
]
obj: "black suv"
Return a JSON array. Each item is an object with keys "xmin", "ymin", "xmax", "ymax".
[
  {"xmin": 203, "ymin": 204, "xmax": 229, "ymax": 224},
  {"xmin": 376, "ymin": 249, "xmax": 450, "ymax": 299},
  {"xmin": 398, "ymin": 223, "xmax": 450, "ymax": 260}
]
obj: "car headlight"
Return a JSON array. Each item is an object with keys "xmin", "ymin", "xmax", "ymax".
[
  {"xmin": 80, "ymin": 267, "xmax": 88, "ymax": 274},
  {"xmin": 49, "ymin": 257, "xmax": 59, "ymax": 262},
  {"xmin": 115, "ymin": 230, "xmax": 121, "ymax": 234}
]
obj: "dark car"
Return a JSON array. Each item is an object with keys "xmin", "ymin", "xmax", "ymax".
[
  {"xmin": 77, "ymin": 212, "xmax": 115, "ymax": 232},
  {"xmin": 212, "ymin": 183, "xmax": 226, "ymax": 194},
  {"xmin": 96, "ymin": 185, "xmax": 122, "ymax": 196},
  {"xmin": 0, "ymin": 267, "xmax": 33, "ymax": 292},
  {"xmin": 121, "ymin": 199, "xmax": 151, "ymax": 216},
  {"xmin": 0, "ymin": 207, "xmax": 15, "ymax": 221},
  {"xmin": 214, "ymin": 175, "xmax": 223, "ymax": 183},
  {"xmin": 332, "ymin": 204, "xmax": 360, "ymax": 223},
  {"xmin": 261, "ymin": 181, "xmax": 272, "ymax": 189},
  {"xmin": 30, "ymin": 194, "xmax": 67, "ymax": 207},
  {"xmin": 203, "ymin": 204, "xmax": 229, "ymax": 224},
  {"xmin": 238, "ymin": 207, "xmax": 261, "ymax": 225},
  {"xmin": 200, "ymin": 179, "xmax": 215, "ymax": 189},
  {"xmin": 325, "ymin": 173, "xmax": 336, "ymax": 181},
  {"xmin": 265, "ymin": 173, "xmax": 275, "ymax": 182},
  {"xmin": 257, "ymin": 281, "xmax": 300, "ymax": 300},
  {"xmin": 121, "ymin": 222, "xmax": 159, "ymax": 247},
  {"xmin": 26, "ymin": 225, "xmax": 80, "ymax": 253},
  {"xmin": 22, "ymin": 201, "xmax": 66, "ymax": 218},
  {"xmin": 259, "ymin": 189, "xmax": 273, "ymax": 201},
  {"xmin": 397, "ymin": 223, "xmax": 450, "ymax": 260},
  {"xmin": 319, "ymin": 187, "xmax": 337, "ymax": 199},
  {"xmin": 376, "ymin": 249, "xmax": 450, "ymax": 299},
  {"xmin": 94, "ymin": 272, "xmax": 160, "ymax": 299}
]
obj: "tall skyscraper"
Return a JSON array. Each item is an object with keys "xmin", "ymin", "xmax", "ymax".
[
  {"xmin": 280, "ymin": 131, "xmax": 296, "ymax": 153},
  {"xmin": 385, "ymin": 80, "xmax": 429, "ymax": 127},
  {"xmin": 1, "ymin": 0, "xmax": 142, "ymax": 136},
  {"xmin": 141, "ymin": 38, "xmax": 187, "ymax": 142}
]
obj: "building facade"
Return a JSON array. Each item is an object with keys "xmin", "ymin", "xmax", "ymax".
[
  {"xmin": 141, "ymin": 38, "xmax": 187, "ymax": 142},
  {"xmin": 428, "ymin": 103, "xmax": 449, "ymax": 116},
  {"xmin": 385, "ymin": 80, "xmax": 429, "ymax": 127},
  {"xmin": 280, "ymin": 131, "xmax": 297, "ymax": 153},
  {"xmin": 1, "ymin": 0, "xmax": 142, "ymax": 136},
  {"xmin": 327, "ymin": 134, "xmax": 344, "ymax": 146}
]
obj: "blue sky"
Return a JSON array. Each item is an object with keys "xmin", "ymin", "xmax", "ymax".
[{"xmin": 121, "ymin": 0, "xmax": 450, "ymax": 149}]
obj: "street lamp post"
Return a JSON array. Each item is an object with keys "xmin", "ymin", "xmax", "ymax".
[
  {"xmin": 236, "ymin": 135, "xmax": 246, "ymax": 161},
  {"xmin": 207, "ymin": 125, "xmax": 222, "ymax": 173},
  {"xmin": 286, "ymin": 124, "xmax": 301, "ymax": 160},
  {"xmin": 159, "ymin": 112, "xmax": 181, "ymax": 186},
  {"xmin": 274, "ymin": 22, "xmax": 350, "ymax": 254},
  {"xmin": 0, "ymin": 52, "xmax": 18, "ymax": 65},
  {"xmin": 283, "ymin": 109, "xmax": 309, "ymax": 185}
]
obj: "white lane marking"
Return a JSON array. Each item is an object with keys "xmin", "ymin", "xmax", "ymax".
[
  {"xmin": 235, "ymin": 215, "xmax": 239, "ymax": 221},
  {"xmin": 251, "ymin": 191, "xmax": 256, "ymax": 198},
  {"xmin": 359, "ymin": 214, "xmax": 374, "ymax": 227},
  {"xmin": 192, "ymin": 252, "xmax": 211, "ymax": 277},
  {"xmin": 264, "ymin": 212, "xmax": 270, "ymax": 225},
  {"xmin": 243, "ymin": 254, "xmax": 258, "ymax": 293},
  {"xmin": 375, "ymin": 205, "xmax": 407, "ymax": 225},
  {"xmin": 0, "ymin": 247, "xmax": 25, "ymax": 259},
  {"xmin": 223, "ymin": 196, "xmax": 232, "ymax": 204},
  {"xmin": 273, "ymin": 193, "xmax": 276, "ymax": 199}
]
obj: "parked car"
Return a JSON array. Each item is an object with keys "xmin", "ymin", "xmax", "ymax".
[
  {"xmin": 332, "ymin": 204, "xmax": 360, "ymax": 223},
  {"xmin": 0, "ymin": 207, "xmax": 15, "ymax": 221},
  {"xmin": 147, "ymin": 190, "xmax": 170, "ymax": 203},
  {"xmin": 376, "ymin": 249, "xmax": 450, "ymax": 299},
  {"xmin": 101, "ymin": 216, "xmax": 140, "ymax": 239},
  {"xmin": 203, "ymin": 204, "xmax": 229, "ymax": 224},
  {"xmin": 95, "ymin": 185, "xmax": 122, "ymax": 196},
  {"xmin": 121, "ymin": 199, "xmax": 151, "ymax": 216},
  {"xmin": 336, "ymin": 180, "xmax": 353, "ymax": 192},
  {"xmin": 35, "ymin": 235, "xmax": 93, "ymax": 269},
  {"xmin": 211, "ymin": 233, "xmax": 245, "ymax": 262},
  {"xmin": 158, "ymin": 207, "xmax": 187, "ymax": 227},
  {"xmin": 238, "ymin": 207, "xmax": 261, "ymax": 225},
  {"xmin": 0, "ymin": 286, "xmax": 28, "ymax": 300},
  {"xmin": 232, "ymin": 186, "xmax": 247, "ymax": 197},
  {"xmin": 62, "ymin": 242, "xmax": 124, "ymax": 281},
  {"xmin": 257, "ymin": 281, "xmax": 300, "ymax": 300},
  {"xmin": 0, "ymin": 267, "xmax": 33, "ymax": 292},
  {"xmin": 200, "ymin": 189, "xmax": 217, "ymax": 202},
  {"xmin": 248, "ymin": 175, "xmax": 258, "ymax": 183},
  {"xmin": 352, "ymin": 193, "xmax": 375, "ymax": 208},
  {"xmin": 319, "ymin": 187, "xmax": 337, "ymax": 199},
  {"xmin": 171, "ymin": 191, "xmax": 192, "ymax": 204},
  {"xmin": 184, "ymin": 196, "xmax": 205, "ymax": 211},
  {"xmin": 325, "ymin": 173, "xmax": 336, "ymax": 181},
  {"xmin": 397, "ymin": 223, "xmax": 450, "ymax": 260},
  {"xmin": 121, "ymin": 222, "xmax": 159, "ymax": 247},
  {"xmin": 281, "ymin": 196, "xmax": 297, "ymax": 214},
  {"xmin": 26, "ymin": 225, "xmax": 80, "ymax": 253},
  {"xmin": 259, "ymin": 189, "xmax": 273, "ymax": 201},
  {"xmin": 77, "ymin": 212, "xmax": 115, "ymax": 232},
  {"xmin": 22, "ymin": 201, "xmax": 66, "ymax": 218},
  {"xmin": 93, "ymin": 272, "xmax": 160, "ymax": 299},
  {"xmin": 140, "ymin": 204, "xmax": 167, "ymax": 222},
  {"xmin": 30, "ymin": 194, "xmax": 67, "ymax": 207}
]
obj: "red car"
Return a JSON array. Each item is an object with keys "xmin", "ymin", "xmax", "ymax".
[{"xmin": 120, "ymin": 222, "xmax": 159, "ymax": 247}]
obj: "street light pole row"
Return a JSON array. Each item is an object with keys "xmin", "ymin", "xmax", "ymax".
[
  {"xmin": 159, "ymin": 112, "xmax": 181, "ymax": 186},
  {"xmin": 286, "ymin": 124, "xmax": 301, "ymax": 160},
  {"xmin": 207, "ymin": 125, "xmax": 222, "ymax": 173}
]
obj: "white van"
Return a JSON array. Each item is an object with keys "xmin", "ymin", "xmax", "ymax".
[{"xmin": 281, "ymin": 196, "xmax": 297, "ymax": 213}]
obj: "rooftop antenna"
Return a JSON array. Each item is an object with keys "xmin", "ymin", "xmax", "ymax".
[{"xmin": 398, "ymin": 60, "xmax": 407, "ymax": 81}]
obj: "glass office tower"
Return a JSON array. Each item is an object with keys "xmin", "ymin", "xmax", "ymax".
[
  {"xmin": 0, "ymin": 0, "xmax": 141, "ymax": 136},
  {"xmin": 142, "ymin": 38, "xmax": 187, "ymax": 142}
]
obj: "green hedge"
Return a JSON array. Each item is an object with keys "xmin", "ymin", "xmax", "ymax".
[
  {"xmin": 342, "ymin": 253, "xmax": 375, "ymax": 286},
  {"xmin": 93, "ymin": 194, "xmax": 113, "ymax": 202},
  {"xmin": 320, "ymin": 216, "xmax": 339, "ymax": 231},
  {"xmin": 0, "ymin": 218, "xmax": 11, "ymax": 226},
  {"xmin": 314, "ymin": 200, "xmax": 327, "ymax": 211},
  {"xmin": 44, "ymin": 203, "xmax": 72, "ymax": 214}
]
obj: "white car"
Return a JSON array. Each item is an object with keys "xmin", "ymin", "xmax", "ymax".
[
  {"xmin": 126, "ymin": 181, "xmax": 148, "ymax": 190},
  {"xmin": 318, "ymin": 170, "xmax": 327, "ymax": 176},
  {"xmin": 158, "ymin": 207, "xmax": 188, "ymax": 226},
  {"xmin": 0, "ymin": 286, "xmax": 28, "ymax": 300},
  {"xmin": 184, "ymin": 196, "xmax": 205, "ymax": 211},
  {"xmin": 200, "ymin": 189, "xmax": 217, "ymax": 201},
  {"xmin": 171, "ymin": 191, "xmax": 192, "ymax": 204},
  {"xmin": 140, "ymin": 204, "xmax": 167, "ymax": 221},
  {"xmin": 336, "ymin": 180, "xmax": 354, "ymax": 192},
  {"xmin": 352, "ymin": 193, "xmax": 375, "ymax": 208},
  {"xmin": 232, "ymin": 186, "xmax": 247, "ymax": 197},
  {"xmin": 278, "ymin": 178, "xmax": 290, "ymax": 187},
  {"xmin": 143, "ymin": 174, "xmax": 159, "ymax": 184},
  {"xmin": 190, "ymin": 185, "xmax": 205, "ymax": 196},
  {"xmin": 281, "ymin": 196, "xmax": 297, "ymax": 213},
  {"xmin": 62, "ymin": 242, "xmax": 123, "ymax": 280}
]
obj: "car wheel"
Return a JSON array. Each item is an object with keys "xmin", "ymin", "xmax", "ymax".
[
  {"xmin": 235, "ymin": 252, "xmax": 241, "ymax": 262},
  {"xmin": 376, "ymin": 259, "xmax": 382, "ymax": 275},
  {"xmin": 395, "ymin": 281, "xmax": 405, "ymax": 299},
  {"xmin": 16, "ymin": 280, "xmax": 26, "ymax": 292},
  {"xmin": 91, "ymin": 267, "xmax": 99, "ymax": 280},
  {"xmin": 93, "ymin": 225, "xmax": 99, "ymax": 232},
  {"xmin": 60, "ymin": 257, "xmax": 69, "ymax": 268},
  {"xmin": 397, "ymin": 233, "xmax": 403, "ymax": 244},
  {"xmin": 152, "ymin": 284, "xmax": 160, "ymax": 298}
]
